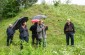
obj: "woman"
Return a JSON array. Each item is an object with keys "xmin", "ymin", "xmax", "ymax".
[
  {"xmin": 19, "ymin": 22, "xmax": 29, "ymax": 49},
  {"xmin": 37, "ymin": 20, "xmax": 48, "ymax": 47}
]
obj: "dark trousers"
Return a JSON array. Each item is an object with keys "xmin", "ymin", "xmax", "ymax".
[
  {"xmin": 20, "ymin": 36, "xmax": 29, "ymax": 42},
  {"xmin": 66, "ymin": 32, "xmax": 74, "ymax": 45},
  {"xmin": 37, "ymin": 38, "xmax": 42, "ymax": 46},
  {"xmin": 32, "ymin": 34, "xmax": 38, "ymax": 45},
  {"xmin": 7, "ymin": 36, "xmax": 13, "ymax": 46},
  {"xmin": 20, "ymin": 36, "xmax": 29, "ymax": 50}
]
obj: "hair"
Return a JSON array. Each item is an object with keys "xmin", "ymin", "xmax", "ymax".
[
  {"xmin": 34, "ymin": 22, "xmax": 38, "ymax": 25},
  {"xmin": 21, "ymin": 22, "xmax": 27, "ymax": 28},
  {"xmin": 9, "ymin": 24, "xmax": 12, "ymax": 27},
  {"xmin": 67, "ymin": 19, "xmax": 71, "ymax": 21},
  {"xmin": 22, "ymin": 22, "xmax": 26, "ymax": 25}
]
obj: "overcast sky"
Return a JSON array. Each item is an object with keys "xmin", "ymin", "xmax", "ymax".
[{"xmin": 36, "ymin": 0, "xmax": 85, "ymax": 5}]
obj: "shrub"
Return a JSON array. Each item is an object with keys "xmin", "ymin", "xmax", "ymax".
[{"xmin": 2, "ymin": 0, "xmax": 20, "ymax": 18}]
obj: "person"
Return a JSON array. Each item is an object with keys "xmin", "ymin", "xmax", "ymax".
[
  {"xmin": 19, "ymin": 22, "xmax": 29, "ymax": 49},
  {"xmin": 30, "ymin": 22, "xmax": 38, "ymax": 45},
  {"xmin": 42, "ymin": 21, "xmax": 48, "ymax": 47},
  {"xmin": 64, "ymin": 19, "xmax": 75, "ymax": 46},
  {"xmin": 37, "ymin": 20, "xmax": 48, "ymax": 47},
  {"xmin": 6, "ymin": 24, "xmax": 15, "ymax": 46}
]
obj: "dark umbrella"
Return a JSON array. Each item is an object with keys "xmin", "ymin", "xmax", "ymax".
[
  {"xmin": 13, "ymin": 17, "xmax": 28, "ymax": 30},
  {"xmin": 32, "ymin": 15, "xmax": 47, "ymax": 20}
]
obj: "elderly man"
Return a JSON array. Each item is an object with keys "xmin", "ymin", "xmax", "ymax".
[
  {"xmin": 6, "ymin": 24, "xmax": 15, "ymax": 46},
  {"xmin": 64, "ymin": 19, "xmax": 75, "ymax": 46}
]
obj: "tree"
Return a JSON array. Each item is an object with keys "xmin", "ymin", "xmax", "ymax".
[
  {"xmin": 42, "ymin": 0, "xmax": 45, "ymax": 4},
  {"xmin": 0, "ymin": 0, "xmax": 38, "ymax": 19},
  {"xmin": 17, "ymin": 0, "xmax": 37, "ymax": 8},
  {"xmin": 53, "ymin": 0, "xmax": 61, "ymax": 6},
  {"xmin": 2, "ymin": 0, "xmax": 20, "ymax": 18},
  {"xmin": 66, "ymin": 0, "xmax": 71, "ymax": 4},
  {"xmin": 0, "ymin": 0, "xmax": 8, "ymax": 19}
]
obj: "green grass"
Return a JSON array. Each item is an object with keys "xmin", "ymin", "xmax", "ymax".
[{"xmin": 0, "ymin": 4, "xmax": 85, "ymax": 55}]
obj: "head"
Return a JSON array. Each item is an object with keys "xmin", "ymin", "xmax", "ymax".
[
  {"xmin": 38, "ymin": 20, "xmax": 42, "ymax": 25},
  {"xmin": 22, "ymin": 22, "xmax": 27, "ymax": 26},
  {"xmin": 38, "ymin": 20, "xmax": 44, "ymax": 24},
  {"xmin": 41, "ymin": 20, "xmax": 44, "ymax": 24},
  {"xmin": 67, "ymin": 19, "xmax": 71, "ymax": 23},
  {"xmin": 9, "ymin": 24, "xmax": 13, "ymax": 28}
]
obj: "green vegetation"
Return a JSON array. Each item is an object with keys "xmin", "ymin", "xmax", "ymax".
[
  {"xmin": 0, "ymin": 4, "xmax": 85, "ymax": 55},
  {"xmin": 0, "ymin": 0, "xmax": 37, "ymax": 19}
]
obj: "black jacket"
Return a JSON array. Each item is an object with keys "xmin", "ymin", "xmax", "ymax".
[
  {"xmin": 64, "ymin": 22, "xmax": 75, "ymax": 34},
  {"xmin": 30, "ymin": 23, "xmax": 37, "ymax": 35},
  {"xmin": 6, "ymin": 27, "xmax": 14, "ymax": 37}
]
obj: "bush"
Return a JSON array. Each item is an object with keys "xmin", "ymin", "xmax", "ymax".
[
  {"xmin": 54, "ymin": 0, "xmax": 61, "ymax": 6},
  {"xmin": 2, "ymin": 0, "xmax": 20, "ymax": 18},
  {"xmin": 1, "ymin": 0, "xmax": 37, "ymax": 18}
]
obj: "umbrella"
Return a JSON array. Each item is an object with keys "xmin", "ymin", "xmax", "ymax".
[
  {"xmin": 32, "ymin": 15, "xmax": 47, "ymax": 20},
  {"xmin": 31, "ymin": 19, "xmax": 40, "ymax": 23},
  {"xmin": 13, "ymin": 17, "xmax": 28, "ymax": 30}
]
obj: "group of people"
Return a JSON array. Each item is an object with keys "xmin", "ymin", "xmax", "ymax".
[
  {"xmin": 6, "ymin": 18, "xmax": 75, "ymax": 49},
  {"xmin": 6, "ymin": 20, "xmax": 48, "ymax": 49}
]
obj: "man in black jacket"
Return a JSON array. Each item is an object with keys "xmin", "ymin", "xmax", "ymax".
[
  {"xmin": 64, "ymin": 19, "xmax": 75, "ymax": 46},
  {"xmin": 30, "ymin": 22, "xmax": 38, "ymax": 45},
  {"xmin": 6, "ymin": 24, "xmax": 15, "ymax": 46}
]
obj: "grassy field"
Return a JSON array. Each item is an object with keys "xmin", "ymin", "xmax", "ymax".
[{"xmin": 0, "ymin": 4, "xmax": 85, "ymax": 55}]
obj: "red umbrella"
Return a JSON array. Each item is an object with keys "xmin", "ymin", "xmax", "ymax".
[{"xmin": 31, "ymin": 19, "xmax": 40, "ymax": 23}]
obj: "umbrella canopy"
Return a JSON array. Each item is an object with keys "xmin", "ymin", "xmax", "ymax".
[
  {"xmin": 32, "ymin": 15, "xmax": 47, "ymax": 20},
  {"xmin": 31, "ymin": 19, "xmax": 40, "ymax": 23},
  {"xmin": 13, "ymin": 17, "xmax": 28, "ymax": 30}
]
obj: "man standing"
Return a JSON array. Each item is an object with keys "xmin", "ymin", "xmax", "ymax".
[
  {"xmin": 6, "ymin": 24, "xmax": 15, "ymax": 46},
  {"xmin": 30, "ymin": 22, "xmax": 38, "ymax": 45},
  {"xmin": 64, "ymin": 19, "xmax": 75, "ymax": 46}
]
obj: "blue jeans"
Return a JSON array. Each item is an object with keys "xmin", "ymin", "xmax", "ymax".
[{"xmin": 66, "ymin": 32, "xmax": 74, "ymax": 45}]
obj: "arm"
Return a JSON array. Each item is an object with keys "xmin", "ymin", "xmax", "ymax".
[
  {"xmin": 30, "ymin": 26, "xmax": 32, "ymax": 31},
  {"xmin": 26, "ymin": 27, "xmax": 29, "ymax": 36},
  {"xmin": 45, "ymin": 26, "xmax": 48, "ymax": 31},
  {"xmin": 72, "ymin": 23, "xmax": 75, "ymax": 33},
  {"xmin": 6, "ymin": 28, "xmax": 9, "ymax": 36},
  {"xmin": 19, "ymin": 27, "xmax": 24, "ymax": 33}
]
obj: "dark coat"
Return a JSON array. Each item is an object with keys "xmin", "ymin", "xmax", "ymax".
[
  {"xmin": 6, "ymin": 27, "xmax": 14, "ymax": 37},
  {"xmin": 64, "ymin": 22, "xmax": 75, "ymax": 34},
  {"xmin": 30, "ymin": 23, "xmax": 37, "ymax": 35},
  {"xmin": 19, "ymin": 26, "xmax": 29, "ymax": 39}
]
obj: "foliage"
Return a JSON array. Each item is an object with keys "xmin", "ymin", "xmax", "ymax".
[
  {"xmin": 65, "ymin": 0, "xmax": 71, "ymax": 4},
  {"xmin": 0, "ymin": 0, "xmax": 8, "ymax": 19},
  {"xmin": 54, "ymin": 0, "xmax": 61, "ymax": 6},
  {"xmin": 2, "ymin": 0, "xmax": 20, "ymax": 18},
  {"xmin": 0, "ymin": 0, "xmax": 37, "ymax": 19}
]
